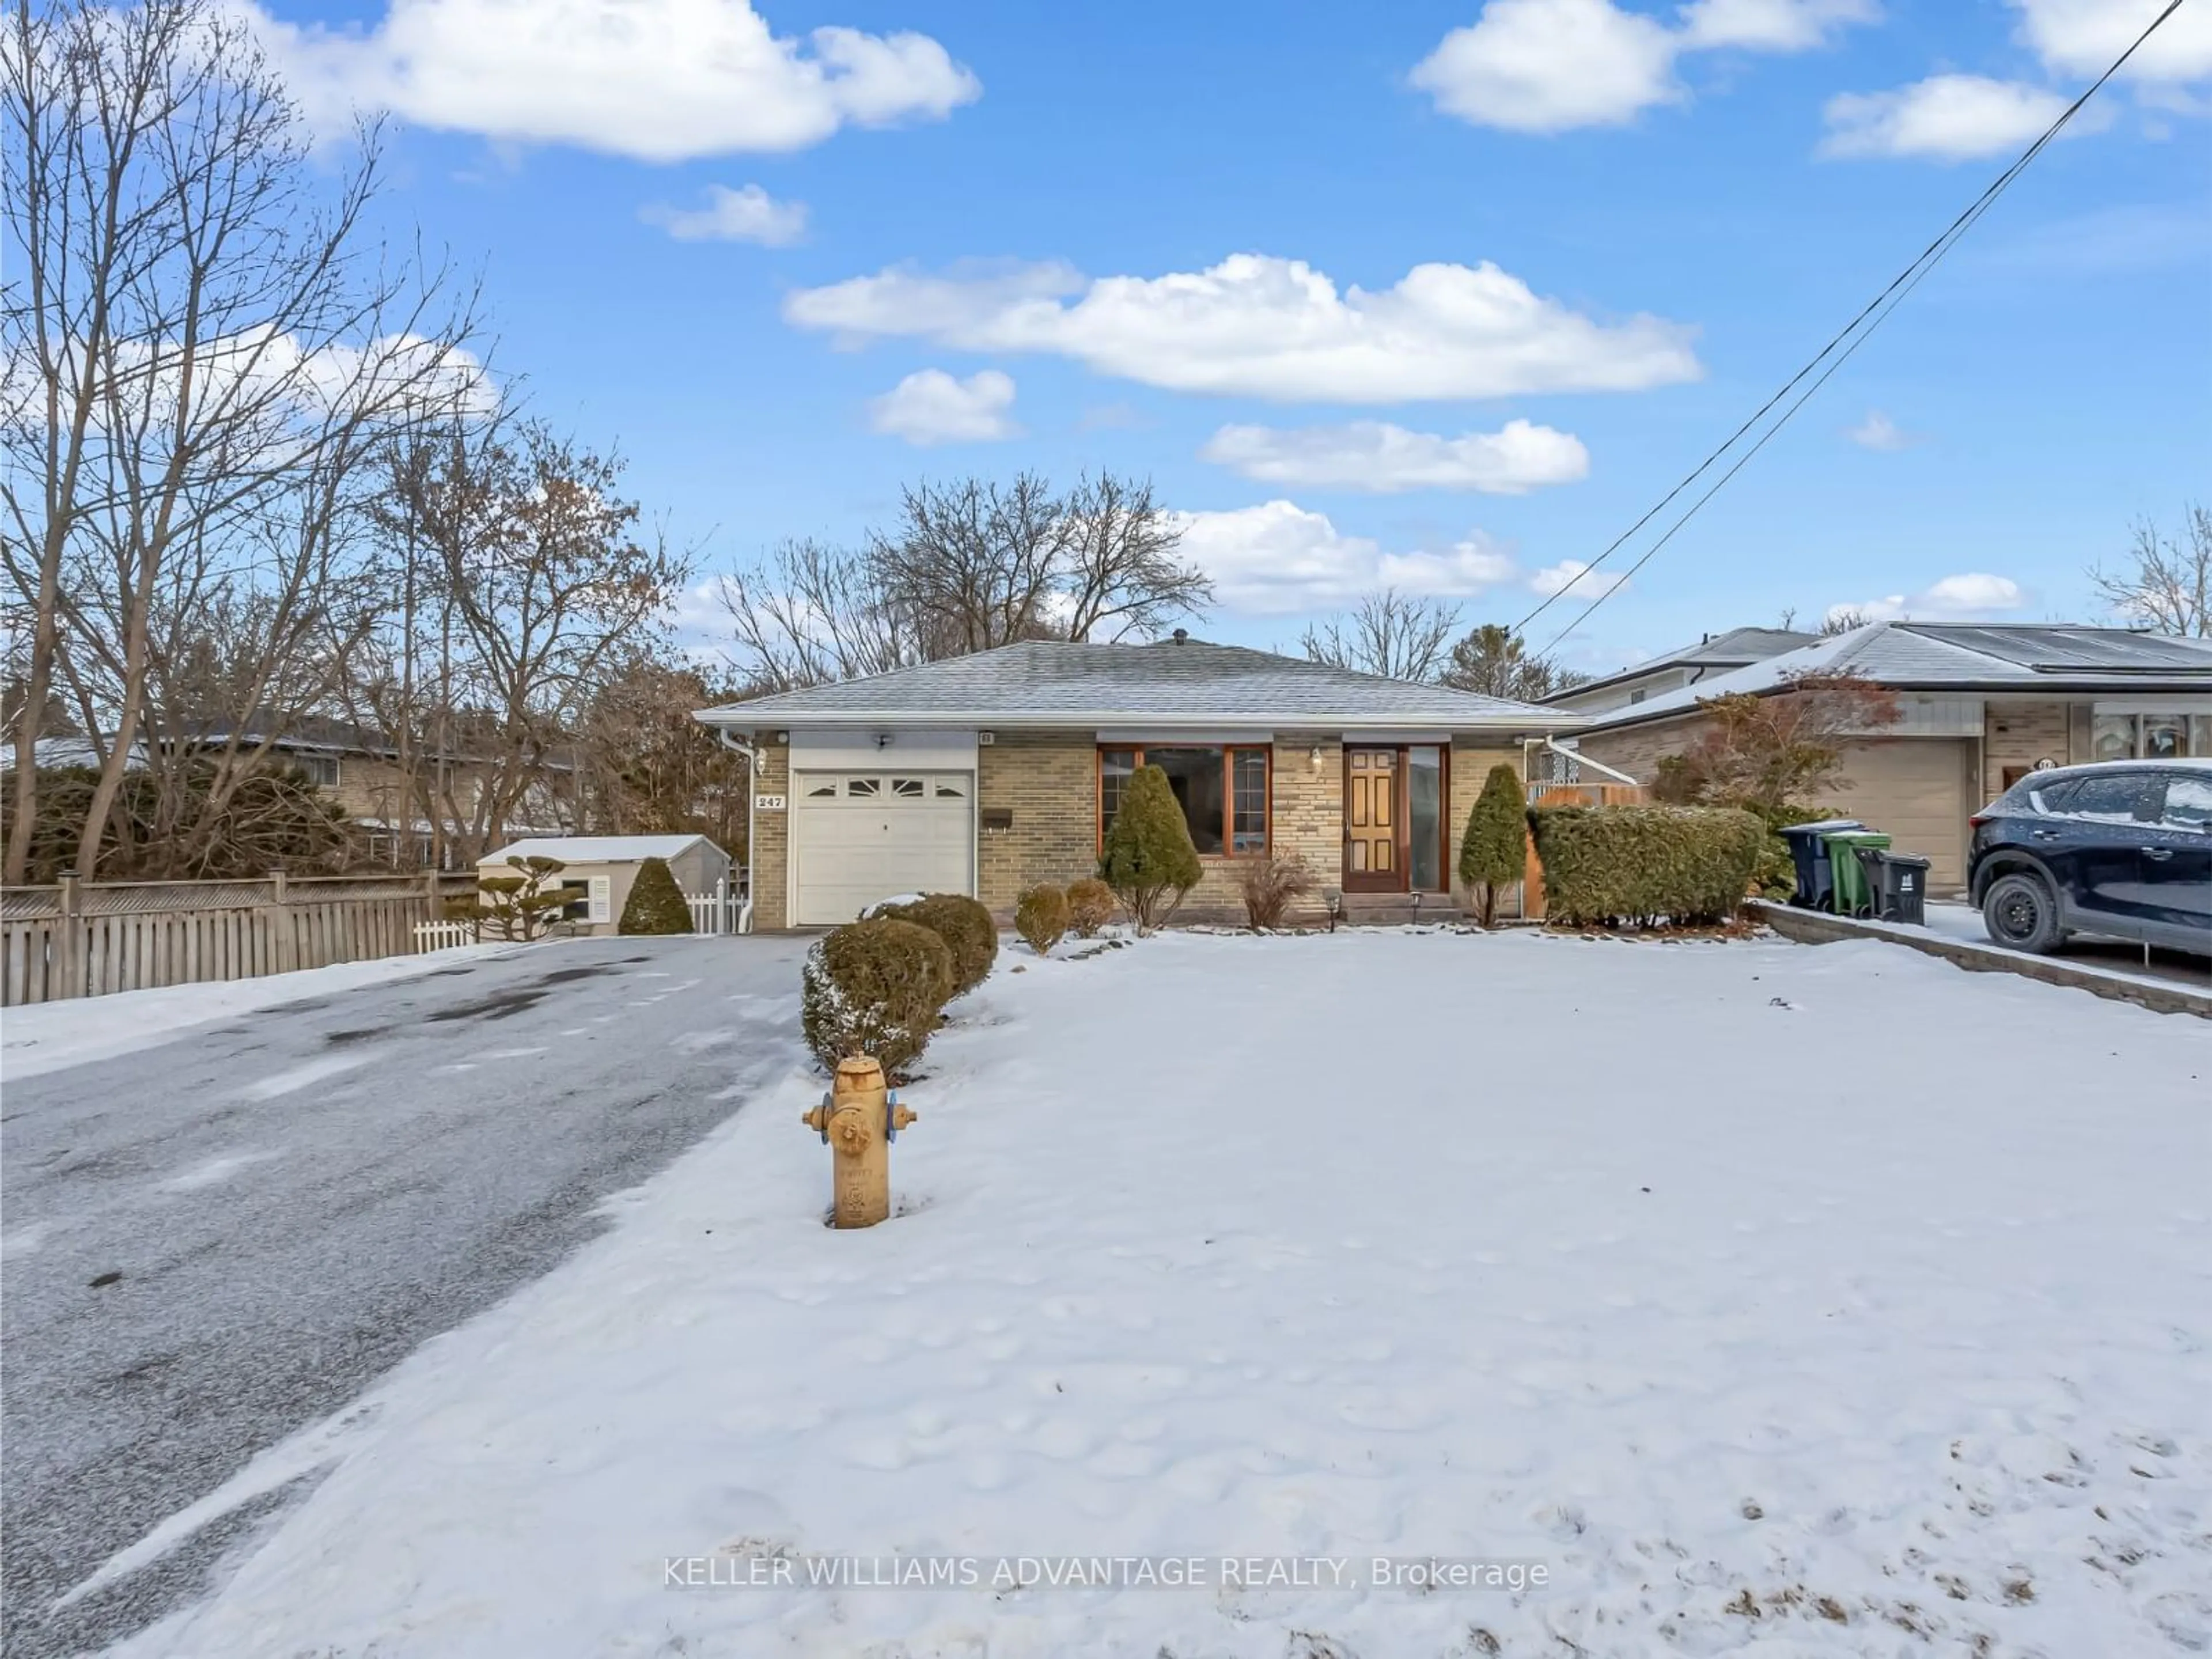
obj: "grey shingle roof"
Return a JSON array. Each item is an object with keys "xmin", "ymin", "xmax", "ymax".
[
  {"xmin": 1578, "ymin": 622, "xmax": 2212, "ymax": 732},
  {"xmin": 1557, "ymin": 625, "xmax": 1816, "ymax": 699},
  {"xmin": 696, "ymin": 639, "xmax": 1581, "ymax": 731}
]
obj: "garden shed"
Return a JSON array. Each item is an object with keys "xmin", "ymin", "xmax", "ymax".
[{"xmin": 476, "ymin": 835, "xmax": 732, "ymax": 937}]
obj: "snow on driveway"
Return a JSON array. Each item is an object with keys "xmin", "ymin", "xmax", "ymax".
[{"xmin": 109, "ymin": 930, "xmax": 2210, "ymax": 1658}]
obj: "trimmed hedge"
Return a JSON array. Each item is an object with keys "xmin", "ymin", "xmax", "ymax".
[
  {"xmin": 1098, "ymin": 763, "xmax": 1201, "ymax": 932},
  {"xmin": 1014, "ymin": 884, "xmax": 1069, "ymax": 955},
  {"xmin": 1528, "ymin": 804, "xmax": 1764, "ymax": 927},
  {"xmin": 617, "ymin": 856, "xmax": 694, "ymax": 935},
  {"xmin": 1065, "ymin": 877, "xmax": 1115, "ymax": 938},
  {"xmin": 800, "ymin": 917, "xmax": 955, "ymax": 1078},
  {"xmin": 877, "ymin": 892, "xmax": 998, "ymax": 995}
]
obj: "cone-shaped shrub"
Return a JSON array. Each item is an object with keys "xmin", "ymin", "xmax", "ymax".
[
  {"xmin": 1098, "ymin": 763, "xmax": 1201, "ymax": 933},
  {"xmin": 617, "ymin": 856, "xmax": 694, "ymax": 934},
  {"xmin": 1014, "ymin": 884, "xmax": 1069, "ymax": 955},
  {"xmin": 1457, "ymin": 763, "xmax": 1527, "ymax": 927},
  {"xmin": 1065, "ymin": 877, "xmax": 1116, "ymax": 938},
  {"xmin": 877, "ymin": 892, "xmax": 998, "ymax": 994},
  {"xmin": 800, "ymin": 917, "xmax": 954, "ymax": 1078}
]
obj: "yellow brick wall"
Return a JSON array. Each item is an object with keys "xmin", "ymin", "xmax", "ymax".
[
  {"xmin": 977, "ymin": 732, "xmax": 1099, "ymax": 910},
  {"xmin": 1449, "ymin": 743, "xmax": 1524, "ymax": 908},
  {"xmin": 1983, "ymin": 701, "xmax": 2075, "ymax": 791},
  {"xmin": 753, "ymin": 730, "xmax": 1536, "ymax": 930},
  {"xmin": 749, "ymin": 740, "xmax": 791, "ymax": 930},
  {"xmin": 1573, "ymin": 714, "xmax": 1706, "ymax": 784}
]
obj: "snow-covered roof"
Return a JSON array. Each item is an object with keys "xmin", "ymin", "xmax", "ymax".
[
  {"xmin": 1578, "ymin": 623, "xmax": 2212, "ymax": 732},
  {"xmin": 479, "ymin": 835, "xmax": 719, "ymax": 866},
  {"xmin": 695, "ymin": 638, "xmax": 1583, "ymax": 732}
]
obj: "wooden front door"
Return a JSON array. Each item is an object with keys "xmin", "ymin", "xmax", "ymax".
[{"xmin": 1343, "ymin": 746, "xmax": 1403, "ymax": 891}]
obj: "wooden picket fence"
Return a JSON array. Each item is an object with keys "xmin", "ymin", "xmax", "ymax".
[{"xmin": 2, "ymin": 872, "xmax": 479, "ymax": 1007}]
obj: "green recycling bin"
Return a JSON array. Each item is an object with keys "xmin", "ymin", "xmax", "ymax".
[{"xmin": 1821, "ymin": 831, "xmax": 1891, "ymax": 916}]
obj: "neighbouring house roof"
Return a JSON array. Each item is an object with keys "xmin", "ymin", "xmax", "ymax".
[
  {"xmin": 177, "ymin": 714, "xmax": 578, "ymax": 771},
  {"xmin": 480, "ymin": 834, "xmax": 719, "ymax": 866},
  {"xmin": 24, "ymin": 736, "xmax": 149, "ymax": 770},
  {"xmin": 1543, "ymin": 626, "xmax": 1817, "ymax": 703},
  {"xmin": 1577, "ymin": 622, "xmax": 2212, "ymax": 733},
  {"xmin": 694, "ymin": 638, "xmax": 1582, "ymax": 732}
]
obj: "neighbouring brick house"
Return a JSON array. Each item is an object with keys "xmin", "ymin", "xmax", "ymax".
[
  {"xmin": 695, "ymin": 636, "xmax": 1581, "ymax": 929},
  {"xmin": 1562, "ymin": 622, "xmax": 2212, "ymax": 893},
  {"xmin": 177, "ymin": 716, "xmax": 576, "ymax": 868}
]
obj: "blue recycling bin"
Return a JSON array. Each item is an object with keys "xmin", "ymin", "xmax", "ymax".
[{"xmin": 1777, "ymin": 819, "xmax": 1865, "ymax": 910}]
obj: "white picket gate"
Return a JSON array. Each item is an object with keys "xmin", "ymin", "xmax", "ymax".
[{"xmin": 412, "ymin": 919, "xmax": 479, "ymax": 953}]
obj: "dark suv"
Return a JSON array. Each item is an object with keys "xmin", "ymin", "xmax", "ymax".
[{"xmin": 1967, "ymin": 759, "xmax": 2211, "ymax": 956}]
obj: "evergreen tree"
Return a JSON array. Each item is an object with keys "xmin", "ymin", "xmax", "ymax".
[
  {"xmin": 453, "ymin": 855, "xmax": 569, "ymax": 940},
  {"xmin": 1097, "ymin": 764, "xmax": 1201, "ymax": 933},
  {"xmin": 1457, "ymin": 763, "xmax": 1527, "ymax": 927},
  {"xmin": 618, "ymin": 856, "xmax": 694, "ymax": 935}
]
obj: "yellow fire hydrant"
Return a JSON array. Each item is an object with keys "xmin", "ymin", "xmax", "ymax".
[{"xmin": 801, "ymin": 1055, "xmax": 917, "ymax": 1229}]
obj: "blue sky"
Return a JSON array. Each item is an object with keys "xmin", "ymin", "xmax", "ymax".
[{"xmin": 256, "ymin": 0, "xmax": 2210, "ymax": 674}]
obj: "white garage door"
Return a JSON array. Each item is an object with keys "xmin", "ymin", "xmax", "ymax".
[
  {"xmin": 791, "ymin": 771, "xmax": 975, "ymax": 925},
  {"xmin": 1835, "ymin": 738, "xmax": 1973, "ymax": 892}
]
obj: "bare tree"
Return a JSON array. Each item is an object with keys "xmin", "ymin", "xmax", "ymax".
[
  {"xmin": 870, "ymin": 473, "xmax": 1069, "ymax": 655},
  {"xmin": 361, "ymin": 418, "xmax": 688, "ymax": 863},
  {"xmin": 575, "ymin": 656, "xmax": 750, "ymax": 851},
  {"xmin": 1057, "ymin": 472, "xmax": 1210, "ymax": 642},
  {"xmin": 2090, "ymin": 505, "xmax": 2211, "ymax": 638},
  {"xmin": 1300, "ymin": 590, "xmax": 1462, "ymax": 682},
  {"xmin": 717, "ymin": 537, "xmax": 934, "ymax": 693},
  {"xmin": 2, "ymin": 0, "xmax": 478, "ymax": 879},
  {"xmin": 715, "ymin": 471, "xmax": 1209, "ymax": 691},
  {"xmin": 1820, "ymin": 607, "xmax": 1876, "ymax": 636},
  {"xmin": 1438, "ymin": 622, "xmax": 1589, "ymax": 701},
  {"xmin": 1652, "ymin": 671, "xmax": 1903, "ymax": 819}
]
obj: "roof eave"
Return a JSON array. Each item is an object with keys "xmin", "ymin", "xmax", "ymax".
[
  {"xmin": 695, "ymin": 706, "xmax": 1587, "ymax": 732},
  {"xmin": 1577, "ymin": 675, "xmax": 2212, "ymax": 732}
]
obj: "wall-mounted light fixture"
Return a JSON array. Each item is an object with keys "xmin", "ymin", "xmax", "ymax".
[{"xmin": 1309, "ymin": 745, "xmax": 1324, "ymax": 771}]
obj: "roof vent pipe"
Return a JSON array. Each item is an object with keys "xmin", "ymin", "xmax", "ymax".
[{"xmin": 1172, "ymin": 628, "xmax": 1188, "ymax": 644}]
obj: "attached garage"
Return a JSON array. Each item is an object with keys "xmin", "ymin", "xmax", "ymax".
[
  {"xmin": 1832, "ymin": 738, "xmax": 1975, "ymax": 893},
  {"xmin": 789, "ymin": 771, "xmax": 975, "ymax": 925}
]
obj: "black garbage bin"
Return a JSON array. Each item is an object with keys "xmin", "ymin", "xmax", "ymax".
[
  {"xmin": 1777, "ymin": 819, "xmax": 1864, "ymax": 910},
  {"xmin": 1863, "ymin": 849, "xmax": 1931, "ymax": 926}
]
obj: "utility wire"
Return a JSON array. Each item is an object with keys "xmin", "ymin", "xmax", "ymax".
[{"xmin": 1515, "ymin": 0, "xmax": 2188, "ymax": 656}]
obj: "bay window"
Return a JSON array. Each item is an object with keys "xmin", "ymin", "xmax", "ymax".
[
  {"xmin": 1099, "ymin": 745, "xmax": 1270, "ymax": 856},
  {"xmin": 2093, "ymin": 712, "xmax": 2212, "ymax": 760}
]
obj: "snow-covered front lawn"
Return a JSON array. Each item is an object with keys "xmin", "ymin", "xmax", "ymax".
[{"xmin": 111, "ymin": 931, "xmax": 2208, "ymax": 1658}]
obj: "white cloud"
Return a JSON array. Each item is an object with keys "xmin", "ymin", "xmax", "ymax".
[
  {"xmin": 1199, "ymin": 419, "xmax": 1589, "ymax": 494},
  {"xmin": 1679, "ymin": 0, "xmax": 1879, "ymax": 51},
  {"xmin": 1379, "ymin": 536, "xmax": 1522, "ymax": 596},
  {"xmin": 639, "ymin": 184, "xmax": 808, "ymax": 245},
  {"xmin": 864, "ymin": 368, "xmax": 1018, "ymax": 446},
  {"xmin": 1410, "ymin": 0, "xmax": 1876, "ymax": 134},
  {"xmin": 1844, "ymin": 410, "xmax": 1910, "ymax": 450},
  {"xmin": 1530, "ymin": 558, "xmax": 1631, "ymax": 601},
  {"xmin": 1411, "ymin": 0, "xmax": 1679, "ymax": 132},
  {"xmin": 785, "ymin": 253, "xmax": 1700, "ymax": 404},
  {"xmin": 1820, "ymin": 74, "xmax": 2078, "ymax": 161},
  {"xmin": 1825, "ymin": 571, "xmax": 2027, "ymax": 624},
  {"xmin": 1166, "ymin": 502, "xmax": 1527, "ymax": 615},
  {"xmin": 240, "ymin": 0, "xmax": 980, "ymax": 162},
  {"xmin": 2009, "ymin": 0, "xmax": 2212, "ymax": 85}
]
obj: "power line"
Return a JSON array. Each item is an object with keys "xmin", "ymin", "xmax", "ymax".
[{"xmin": 1515, "ymin": 0, "xmax": 2189, "ymax": 657}]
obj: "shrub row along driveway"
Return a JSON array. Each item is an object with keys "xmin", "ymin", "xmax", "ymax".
[{"xmin": 0, "ymin": 934, "xmax": 810, "ymax": 1659}]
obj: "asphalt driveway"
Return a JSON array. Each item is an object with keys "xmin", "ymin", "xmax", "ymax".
[{"xmin": 0, "ymin": 934, "xmax": 811, "ymax": 1658}]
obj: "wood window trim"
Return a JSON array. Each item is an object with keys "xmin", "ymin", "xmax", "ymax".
[{"xmin": 1096, "ymin": 744, "xmax": 1272, "ymax": 859}]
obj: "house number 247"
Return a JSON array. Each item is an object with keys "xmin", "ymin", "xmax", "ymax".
[{"xmin": 755, "ymin": 794, "xmax": 787, "ymax": 811}]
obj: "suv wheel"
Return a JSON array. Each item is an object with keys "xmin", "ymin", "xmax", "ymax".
[{"xmin": 1983, "ymin": 872, "xmax": 2063, "ymax": 954}]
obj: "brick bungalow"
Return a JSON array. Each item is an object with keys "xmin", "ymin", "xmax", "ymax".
[
  {"xmin": 694, "ymin": 635, "xmax": 1581, "ymax": 929},
  {"xmin": 1564, "ymin": 622, "xmax": 2212, "ymax": 893}
]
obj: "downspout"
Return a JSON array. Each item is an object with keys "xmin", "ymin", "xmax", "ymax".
[
  {"xmin": 1544, "ymin": 736, "xmax": 1642, "ymax": 787},
  {"xmin": 716, "ymin": 728, "xmax": 763, "ymax": 934}
]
